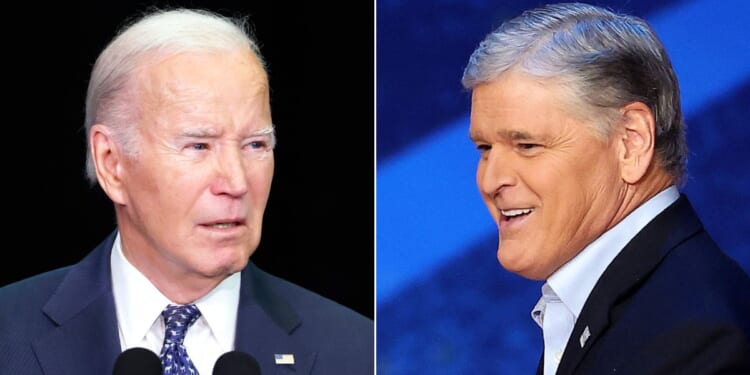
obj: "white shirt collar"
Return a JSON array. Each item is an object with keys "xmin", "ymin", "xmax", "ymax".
[
  {"xmin": 110, "ymin": 231, "xmax": 241, "ymax": 351},
  {"xmin": 547, "ymin": 186, "xmax": 679, "ymax": 319}
]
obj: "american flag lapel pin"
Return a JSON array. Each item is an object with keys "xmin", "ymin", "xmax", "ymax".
[
  {"xmin": 579, "ymin": 326, "xmax": 591, "ymax": 348},
  {"xmin": 275, "ymin": 353, "xmax": 295, "ymax": 365}
]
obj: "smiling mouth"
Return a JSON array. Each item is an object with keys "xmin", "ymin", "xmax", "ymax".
[{"xmin": 500, "ymin": 208, "xmax": 534, "ymax": 221}]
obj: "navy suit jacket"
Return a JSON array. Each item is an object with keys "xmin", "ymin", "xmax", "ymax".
[
  {"xmin": 0, "ymin": 231, "xmax": 373, "ymax": 374},
  {"xmin": 536, "ymin": 195, "xmax": 750, "ymax": 374}
]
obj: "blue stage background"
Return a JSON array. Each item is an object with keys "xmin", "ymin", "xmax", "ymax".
[{"xmin": 376, "ymin": 0, "xmax": 750, "ymax": 373}]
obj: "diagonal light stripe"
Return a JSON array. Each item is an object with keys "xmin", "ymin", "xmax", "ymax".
[
  {"xmin": 377, "ymin": 0, "xmax": 750, "ymax": 302},
  {"xmin": 652, "ymin": 0, "xmax": 750, "ymax": 115},
  {"xmin": 377, "ymin": 115, "xmax": 484, "ymax": 301}
]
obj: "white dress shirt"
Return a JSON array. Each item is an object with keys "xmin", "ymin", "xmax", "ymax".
[
  {"xmin": 111, "ymin": 232, "xmax": 241, "ymax": 375},
  {"xmin": 531, "ymin": 186, "xmax": 679, "ymax": 374}
]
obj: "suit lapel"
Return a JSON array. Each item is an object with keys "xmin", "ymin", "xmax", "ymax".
[
  {"xmin": 32, "ymin": 233, "xmax": 121, "ymax": 375},
  {"xmin": 29, "ymin": 233, "xmax": 321, "ymax": 374},
  {"xmin": 555, "ymin": 195, "xmax": 703, "ymax": 375},
  {"xmin": 235, "ymin": 262, "xmax": 316, "ymax": 374}
]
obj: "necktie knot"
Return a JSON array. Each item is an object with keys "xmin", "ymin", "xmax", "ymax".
[
  {"xmin": 160, "ymin": 304, "xmax": 201, "ymax": 374},
  {"xmin": 162, "ymin": 304, "xmax": 201, "ymax": 346}
]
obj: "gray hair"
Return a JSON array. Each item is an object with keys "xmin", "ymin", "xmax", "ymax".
[
  {"xmin": 462, "ymin": 2, "xmax": 686, "ymax": 182},
  {"xmin": 83, "ymin": 8, "xmax": 266, "ymax": 185}
]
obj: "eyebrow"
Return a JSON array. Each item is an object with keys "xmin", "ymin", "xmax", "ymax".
[
  {"xmin": 507, "ymin": 130, "xmax": 534, "ymax": 140},
  {"xmin": 180, "ymin": 124, "xmax": 276, "ymax": 138},
  {"xmin": 252, "ymin": 125, "xmax": 275, "ymax": 137},
  {"xmin": 469, "ymin": 129, "xmax": 538, "ymax": 142}
]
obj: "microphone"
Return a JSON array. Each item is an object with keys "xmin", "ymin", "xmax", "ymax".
[
  {"xmin": 113, "ymin": 347, "xmax": 163, "ymax": 375},
  {"xmin": 213, "ymin": 351, "xmax": 261, "ymax": 375}
]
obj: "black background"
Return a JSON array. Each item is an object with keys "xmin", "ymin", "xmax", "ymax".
[{"xmin": 1, "ymin": 1, "xmax": 374, "ymax": 319}]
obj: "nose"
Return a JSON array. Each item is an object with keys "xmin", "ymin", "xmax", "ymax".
[
  {"xmin": 211, "ymin": 147, "xmax": 249, "ymax": 197},
  {"xmin": 477, "ymin": 148, "xmax": 516, "ymax": 196}
]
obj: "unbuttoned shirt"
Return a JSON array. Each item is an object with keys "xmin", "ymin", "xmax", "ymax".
[{"xmin": 531, "ymin": 186, "xmax": 679, "ymax": 375}]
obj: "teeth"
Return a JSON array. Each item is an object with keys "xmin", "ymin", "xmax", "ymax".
[
  {"xmin": 501, "ymin": 208, "xmax": 533, "ymax": 217},
  {"xmin": 210, "ymin": 223, "xmax": 237, "ymax": 228}
]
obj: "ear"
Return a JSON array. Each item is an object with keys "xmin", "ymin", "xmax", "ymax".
[
  {"xmin": 90, "ymin": 124, "xmax": 128, "ymax": 205},
  {"xmin": 617, "ymin": 101, "xmax": 656, "ymax": 184}
]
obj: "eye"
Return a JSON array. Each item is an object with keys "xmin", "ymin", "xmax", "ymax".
[
  {"xmin": 516, "ymin": 142, "xmax": 544, "ymax": 156},
  {"xmin": 189, "ymin": 143, "xmax": 209, "ymax": 151},
  {"xmin": 244, "ymin": 139, "xmax": 273, "ymax": 159},
  {"xmin": 474, "ymin": 143, "xmax": 491, "ymax": 159},
  {"xmin": 248, "ymin": 140, "xmax": 267, "ymax": 150}
]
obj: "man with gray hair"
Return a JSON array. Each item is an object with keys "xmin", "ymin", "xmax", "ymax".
[
  {"xmin": 0, "ymin": 7, "xmax": 373, "ymax": 375},
  {"xmin": 463, "ymin": 2, "xmax": 749, "ymax": 374}
]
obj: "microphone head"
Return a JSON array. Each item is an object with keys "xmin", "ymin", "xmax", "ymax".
[
  {"xmin": 213, "ymin": 351, "xmax": 261, "ymax": 375},
  {"xmin": 113, "ymin": 347, "xmax": 163, "ymax": 375}
]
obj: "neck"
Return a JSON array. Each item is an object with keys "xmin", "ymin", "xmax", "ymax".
[
  {"xmin": 117, "ymin": 231, "xmax": 223, "ymax": 304},
  {"xmin": 613, "ymin": 169, "xmax": 674, "ymax": 228}
]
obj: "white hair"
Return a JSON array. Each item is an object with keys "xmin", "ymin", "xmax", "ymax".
[
  {"xmin": 462, "ymin": 2, "xmax": 686, "ymax": 182},
  {"xmin": 83, "ymin": 8, "xmax": 266, "ymax": 184}
]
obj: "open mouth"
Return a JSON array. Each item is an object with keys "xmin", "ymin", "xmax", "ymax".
[
  {"xmin": 500, "ymin": 208, "xmax": 533, "ymax": 221},
  {"xmin": 205, "ymin": 222, "xmax": 241, "ymax": 229},
  {"xmin": 201, "ymin": 219, "xmax": 246, "ymax": 229}
]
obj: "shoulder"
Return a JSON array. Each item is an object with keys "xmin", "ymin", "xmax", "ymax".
[
  {"xmin": 247, "ymin": 262, "xmax": 372, "ymax": 329},
  {"xmin": 614, "ymin": 239, "xmax": 750, "ymax": 372},
  {"xmin": 621, "ymin": 229, "xmax": 750, "ymax": 350},
  {"xmin": 242, "ymin": 263, "xmax": 373, "ymax": 372},
  {"xmin": 583, "ymin": 229, "xmax": 750, "ymax": 372},
  {"xmin": 0, "ymin": 267, "xmax": 71, "ymax": 338},
  {"xmin": 0, "ymin": 266, "xmax": 71, "ymax": 309},
  {"xmin": 652, "ymin": 230, "xmax": 750, "ymax": 312},
  {"xmin": 621, "ymin": 196, "xmax": 750, "ymax": 320}
]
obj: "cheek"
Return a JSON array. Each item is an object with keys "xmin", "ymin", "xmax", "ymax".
[
  {"xmin": 475, "ymin": 162, "xmax": 484, "ymax": 189},
  {"xmin": 123, "ymin": 156, "xmax": 170, "ymax": 200},
  {"xmin": 576, "ymin": 149, "xmax": 622, "ymax": 200},
  {"xmin": 542, "ymin": 154, "xmax": 618, "ymax": 240},
  {"xmin": 476, "ymin": 159, "xmax": 493, "ymax": 193},
  {"xmin": 476, "ymin": 163, "xmax": 494, "ymax": 205},
  {"xmin": 248, "ymin": 162, "xmax": 274, "ymax": 201}
]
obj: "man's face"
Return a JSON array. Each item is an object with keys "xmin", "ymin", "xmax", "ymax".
[
  {"xmin": 117, "ymin": 50, "xmax": 274, "ymax": 282},
  {"xmin": 469, "ymin": 72, "xmax": 626, "ymax": 280}
]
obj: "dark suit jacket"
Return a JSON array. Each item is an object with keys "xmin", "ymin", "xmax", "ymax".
[
  {"xmin": 536, "ymin": 195, "xmax": 750, "ymax": 375},
  {"xmin": 0, "ymin": 230, "xmax": 373, "ymax": 374}
]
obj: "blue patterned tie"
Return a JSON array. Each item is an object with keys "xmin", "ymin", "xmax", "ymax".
[{"xmin": 160, "ymin": 304, "xmax": 201, "ymax": 375}]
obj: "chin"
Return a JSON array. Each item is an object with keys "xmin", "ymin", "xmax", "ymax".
[
  {"xmin": 201, "ymin": 262, "xmax": 244, "ymax": 279},
  {"xmin": 204, "ymin": 251, "xmax": 250, "ymax": 276},
  {"xmin": 497, "ymin": 244, "xmax": 547, "ymax": 280}
]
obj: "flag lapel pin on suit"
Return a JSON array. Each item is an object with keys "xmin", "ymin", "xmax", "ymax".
[
  {"xmin": 275, "ymin": 353, "xmax": 295, "ymax": 365},
  {"xmin": 579, "ymin": 326, "xmax": 591, "ymax": 348}
]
